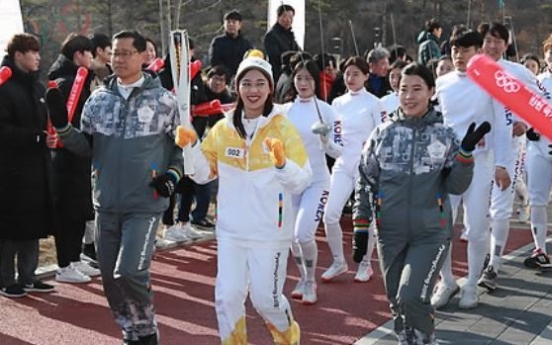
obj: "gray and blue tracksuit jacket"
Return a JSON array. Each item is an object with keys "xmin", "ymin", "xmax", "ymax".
[
  {"xmin": 353, "ymin": 107, "xmax": 474, "ymax": 236},
  {"xmin": 57, "ymin": 73, "xmax": 184, "ymax": 214}
]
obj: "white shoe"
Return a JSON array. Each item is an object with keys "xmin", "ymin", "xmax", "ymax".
[
  {"xmin": 354, "ymin": 261, "xmax": 373, "ymax": 282},
  {"xmin": 430, "ymin": 281, "xmax": 460, "ymax": 309},
  {"xmin": 72, "ymin": 261, "xmax": 101, "ymax": 277},
  {"xmin": 179, "ymin": 223, "xmax": 202, "ymax": 240},
  {"xmin": 56, "ymin": 263, "xmax": 91, "ymax": 283},
  {"xmin": 321, "ymin": 261, "xmax": 348, "ymax": 282},
  {"xmin": 458, "ymin": 284, "xmax": 478, "ymax": 309},
  {"xmin": 302, "ymin": 281, "xmax": 317, "ymax": 305},
  {"xmin": 518, "ymin": 205, "xmax": 530, "ymax": 223},
  {"xmin": 290, "ymin": 279, "xmax": 306, "ymax": 299},
  {"xmin": 459, "ymin": 229, "xmax": 468, "ymax": 243},
  {"xmin": 163, "ymin": 226, "xmax": 189, "ymax": 242}
]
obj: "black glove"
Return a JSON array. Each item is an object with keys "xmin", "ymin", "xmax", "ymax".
[
  {"xmin": 45, "ymin": 87, "xmax": 69, "ymax": 129},
  {"xmin": 461, "ymin": 122, "xmax": 491, "ymax": 152},
  {"xmin": 149, "ymin": 173, "xmax": 177, "ymax": 198},
  {"xmin": 526, "ymin": 128, "xmax": 541, "ymax": 141},
  {"xmin": 352, "ymin": 230, "xmax": 368, "ymax": 263}
]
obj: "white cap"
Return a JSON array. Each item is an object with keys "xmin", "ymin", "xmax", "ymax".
[{"xmin": 235, "ymin": 57, "xmax": 273, "ymax": 87}]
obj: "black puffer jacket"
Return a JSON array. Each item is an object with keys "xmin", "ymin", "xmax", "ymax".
[
  {"xmin": 47, "ymin": 55, "xmax": 94, "ymax": 222},
  {"xmin": 0, "ymin": 55, "xmax": 54, "ymax": 240},
  {"xmin": 264, "ymin": 23, "xmax": 301, "ymax": 83}
]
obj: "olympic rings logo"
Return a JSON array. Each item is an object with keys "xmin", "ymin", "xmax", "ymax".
[{"xmin": 495, "ymin": 71, "xmax": 520, "ymax": 93}]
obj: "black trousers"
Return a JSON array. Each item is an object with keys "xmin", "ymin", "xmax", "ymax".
[
  {"xmin": 55, "ymin": 218, "xmax": 86, "ymax": 268},
  {"xmin": 0, "ymin": 239, "xmax": 39, "ymax": 287}
]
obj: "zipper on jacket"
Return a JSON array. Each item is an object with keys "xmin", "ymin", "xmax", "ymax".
[
  {"xmin": 407, "ymin": 125, "xmax": 417, "ymax": 237},
  {"xmin": 116, "ymin": 94, "xmax": 128, "ymax": 212}
]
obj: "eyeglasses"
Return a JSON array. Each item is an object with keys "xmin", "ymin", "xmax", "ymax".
[
  {"xmin": 112, "ymin": 50, "xmax": 139, "ymax": 58},
  {"xmin": 210, "ymin": 76, "xmax": 227, "ymax": 83}
]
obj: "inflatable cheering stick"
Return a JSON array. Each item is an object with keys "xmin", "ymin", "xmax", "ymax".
[
  {"xmin": 467, "ymin": 54, "xmax": 552, "ymax": 141},
  {"xmin": 0, "ymin": 66, "xmax": 12, "ymax": 86}
]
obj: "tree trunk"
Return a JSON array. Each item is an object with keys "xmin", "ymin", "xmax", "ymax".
[{"xmin": 381, "ymin": 0, "xmax": 387, "ymax": 46}]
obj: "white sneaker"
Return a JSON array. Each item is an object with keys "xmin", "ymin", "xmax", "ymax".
[
  {"xmin": 458, "ymin": 284, "xmax": 478, "ymax": 309},
  {"xmin": 321, "ymin": 261, "xmax": 348, "ymax": 282},
  {"xmin": 459, "ymin": 228, "xmax": 468, "ymax": 243},
  {"xmin": 72, "ymin": 261, "xmax": 101, "ymax": 277},
  {"xmin": 163, "ymin": 226, "xmax": 189, "ymax": 242},
  {"xmin": 430, "ymin": 281, "xmax": 460, "ymax": 309},
  {"xmin": 56, "ymin": 263, "xmax": 91, "ymax": 283},
  {"xmin": 179, "ymin": 223, "xmax": 202, "ymax": 240},
  {"xmin": 518, "ymin": 205, "xmax": 530, "ymax": 223},
  {"xmin": 354, "ymin": 261, "xmax": 373, "ymax": 283},
  {"xmin": 302, "ymin": 281, "xmax": 317, "ymax": 305},
  {"xmin": 290, "ymin": 279, "xmax": 306, "ymax": 299}
]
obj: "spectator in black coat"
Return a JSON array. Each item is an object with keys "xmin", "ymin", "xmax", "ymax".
[
  {"xmin": 208, "ymin": 10, "xmax": 253, "ymax": 77},
  {"xmin": 264, "ymin": 4, "xmax": 301, "ymax": 83},
  {"xmin": 0, "ymin": 34, "xmax": 55, "ymax": 297},
  {"xmin": 47, "ymin": 33, "xmax": 100, "ymax": 284}
]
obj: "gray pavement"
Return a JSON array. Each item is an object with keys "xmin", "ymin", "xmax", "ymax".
[{"xmin": 355, "ymin": 240, "xmax": 552, "ymax": 345}]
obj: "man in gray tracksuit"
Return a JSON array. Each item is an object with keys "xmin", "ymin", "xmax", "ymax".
[
  {"xmin": 46, "ymin": 31, "xmax": 182, "ymax": 345},
  {"xmin": 352, "ymin": 107, "xmax": 482, "ymax": 344}
]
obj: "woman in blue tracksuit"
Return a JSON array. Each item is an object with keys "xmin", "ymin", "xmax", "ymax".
[{"xmin": 352, "ymin": 63, "xmax": 489, "ymax": 345}]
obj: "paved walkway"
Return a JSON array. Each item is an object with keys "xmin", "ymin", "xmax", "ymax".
[
  {"xmin": 355, "ymin": 239, "xmax": 552, "ymax": 345},
  {"xmin": 15, "ymin": 206, "xmax": 549, "ymax": 345}
]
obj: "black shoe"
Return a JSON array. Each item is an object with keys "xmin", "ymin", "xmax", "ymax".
[
  {"xmin": 138, "ymin": 333, "xmax": 158, "ymax": 345},
  {"xmin": 24, "ymin": 281, "xmax": 55, "ymax": 293},
  {"xmin": 524, "ymin": 248, "xmax": 551, "ymax": 269},
  {"xmin": 122, "ymin": 340, "xmax": 140, "ymax": 345},
  {"xmin": 0, "ymin": 284, "xmax": 27, "ymax": 298},
  {"xmin": 478, "ymin": 264, "xmax": 498, "ymax": 291},
  {"xmin": 191, "ymin": 218, "xmax": 215, "ymax": 229}
]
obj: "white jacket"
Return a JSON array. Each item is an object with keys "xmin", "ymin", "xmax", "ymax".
[{"xmin": 191, "ymin": 106, "xmax": 312, "ymax": 247}]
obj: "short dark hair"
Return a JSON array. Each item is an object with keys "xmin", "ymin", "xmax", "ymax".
[
  {"xmin": 450, "ymin": 27, "xmax": 483, "ymax": 49},
  {"xmin": 389, "ymin": 59, "xmax": 409, "ymax": 71},
  {"xmin": 402, "ymin": 62, "xmax": 435, "ymax": 89},
  {"xmin": 313, "ymin": 53, "xmax": 337, "ymax": 70},
  {"xmin": 88, "ymin": 33, "xmax": 111, "ymax": 57},
  {"xmin": 289, "ymin": 51, "xmax": 313, "ymax": 71},
  {"xmin": 112, "ymin": 30, "xmax": 147, "ymax": 52},
  {"xmin": 425, "ymin": 19, "xmax": 441, "ymax": 33},
  {"xmin": 224, "ymin": 9, "xmax": 242, "ymax": 22},
  {"xmin": 477, "ymin": 22, "xmax": 509, "ymax": 43},
  {"xmin": 277, "ymin": 4, "xmax": 294, "ymax": 16},
  {"xmin": 60, "ymin": 34, "xmax": 93, "ymax": 60},
  {"xmin": 343, "ymin": 56, "xmax": 370, "ymax": 74},
  {"xmin": 207, "ymin": 65, "xmax": 230, "ymax": 83},
  {"xmin": 6, "ymin": 33, "xmax": 40, "ymax": 58}
]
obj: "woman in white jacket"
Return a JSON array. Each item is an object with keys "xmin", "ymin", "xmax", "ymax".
[
  {"xmin": 286, "ymin": 59, "xmax": 342, "ymax": 305},
  {"xmin": 177, "ymin": 56, "xmax": 311, "ymax": 345},
  {"xmin": 322, "ymin": 56, "xmax": 386, "ymax": 283}
]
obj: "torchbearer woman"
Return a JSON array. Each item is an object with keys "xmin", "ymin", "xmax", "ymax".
[{"xmin": 177, "ymin": 55, "xmax": 311, "ymax": 345}]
